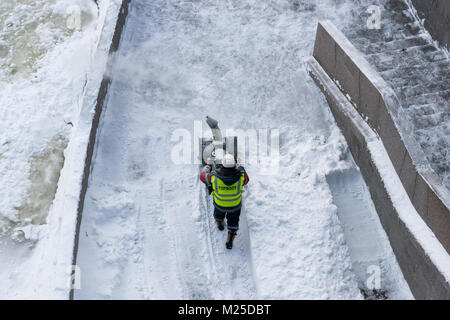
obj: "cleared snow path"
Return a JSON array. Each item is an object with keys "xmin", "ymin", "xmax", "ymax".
[
  {"xmin": 74, "ymin": 0, "xmax": 411, "ymax": 299},
  {"xmin": 200, "ymin": 188, "xmax": 258, "ymax": 299}
]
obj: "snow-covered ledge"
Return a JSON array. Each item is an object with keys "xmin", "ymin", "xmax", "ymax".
[
  {"xmin": 306, "ymin": 22, "xmax": 450, "ymax": 299},
  {"xmin": 20, "ymin": 0, "xmax": 130, "ymax": 299}
]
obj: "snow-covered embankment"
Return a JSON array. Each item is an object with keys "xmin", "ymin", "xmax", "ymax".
[{"xmin": 0, "ymin": 0, "xmax": 122, "ymax": 299}]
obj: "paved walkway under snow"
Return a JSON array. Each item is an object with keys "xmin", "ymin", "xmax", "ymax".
[{"xmin": 74, "ymin": 0, "xmax": 412, "ymax": 299}]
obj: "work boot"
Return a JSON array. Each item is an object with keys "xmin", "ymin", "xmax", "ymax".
[
  {"xmin": 215, "ymin": 219, "xmax": 225, "ymax": 231},
  {"xmin": 226, "ymin": 230, "xmax": 237, "ymax": 249}
]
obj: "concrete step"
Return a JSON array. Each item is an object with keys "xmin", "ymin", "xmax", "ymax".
[
  {"xmin": 362, "ymin": 36, "xmax": 429, "ymax": 55},
  {"xmin": 400, "ymin": 83, "xmax": 450, "ymax": 100},
  {"xmin": 340, "ymin": 0, "xmax": 450, "ymax": 190},
  {"xmin": 411, "ymin": 110, "xmax": 450, "ymax": 130},
  {"xmin": 365, "ymin": 46, "xmax": 448, "ymax": 72},
  {"xmin": 380, "ymin": 63, "xmax": 450, "ymax": 89},
  {"xmin": 415, "ymin": 124, "xmax": 450, "ymax": 176},
  {"xmin": 405, "ymin": 90, "xmax": 450, "ymax": 107},
  {"xmin": 410, "ymin": 103, "xmax": 446, "ymax": 115}
]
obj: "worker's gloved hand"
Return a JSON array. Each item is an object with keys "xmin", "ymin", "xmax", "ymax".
[{"xmin": 208, "ymin": 186, "xmax": 213, "ymax": 195}]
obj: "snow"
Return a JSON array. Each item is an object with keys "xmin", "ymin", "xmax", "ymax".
[
  {"xmin": 0, "ymin": 1, "xmax": 96, "ymax": 229},
  {"xmin": 309, "ymin": 51, "xmax": 450, "ymax": 292},
  {"xmin": 326, "ymin": 166, "xmax": 413, "ymax": 299},
  {"xmin": 0, "ymin": 0, "xmax": 426, "ymax": 300},
  {"xmin": 0, "ymin": 0, "xmax": 97, "ymax": 236},
  {"xmin": 0, "ymin": 0, "xmax": 121, "ymax": 299},
  {"xmin": 74, "ymin": 0, "xmax": 412, "ymax": 299}
]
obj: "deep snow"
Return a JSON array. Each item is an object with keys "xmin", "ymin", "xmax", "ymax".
[
  {"xmin": 0, "ymin": 0, "xmax": 98, "ymax": 238},
  {"xmin": 327, "ymin": 167, "xmax": 413, "ymax": 299},
  {"xmin": 0, "ymin": 0, "xmax": 122, "ymax": 299},
  {"xmin": 74, "ymin": 0, "xmax": 412, "ymax": 299}
]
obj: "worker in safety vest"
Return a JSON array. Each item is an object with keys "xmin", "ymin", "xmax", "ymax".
[{"xmin": 200, "ymin": 154, "xmax": 249, "ymax": 249}]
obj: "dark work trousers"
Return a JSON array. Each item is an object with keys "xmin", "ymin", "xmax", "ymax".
[{"xmin": 214, "ymin": 207, "xmax": 241, "ymax": 230}]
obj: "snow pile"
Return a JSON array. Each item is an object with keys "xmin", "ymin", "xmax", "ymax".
[
  {"xmin": 0, "ymin": 0, "xmax": 98, "ymax": 240},
  {"xmin": 0, "ymin": 0, "xmax": 97, "ymax": 79},
  {"xmin": 0, "ymin": 0, "xmax": 121, "ymax": 299}
]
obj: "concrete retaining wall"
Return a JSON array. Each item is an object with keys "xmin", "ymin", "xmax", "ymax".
[
  {"xmin": 306, "ymin": 55, "xmax": 450, "ymax": 299},
  {"xmin": 312, "ymin": 20, "xmax": 450, "ymax": 254},
  {"xmin": 409, "ymin": 0, "xmax": 450, "ymax": 48},
  {"xmin": 68, "ymin": 0, "xmax": 132, "ymax": 300}
]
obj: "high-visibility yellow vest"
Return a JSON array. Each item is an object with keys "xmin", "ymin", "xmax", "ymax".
[{"xmin": 211, "ymin": 173, "xmax": 245, "ymax": 208}]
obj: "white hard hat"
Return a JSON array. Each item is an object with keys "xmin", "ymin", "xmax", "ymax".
[{"xmin": 222, "ymin": 153, "xmax": 236, "ymax": 168}]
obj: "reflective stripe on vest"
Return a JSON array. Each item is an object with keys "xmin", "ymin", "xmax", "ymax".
[{"xmin": 211, "ymin": 174, "xmax": 244, "ymax": 208}]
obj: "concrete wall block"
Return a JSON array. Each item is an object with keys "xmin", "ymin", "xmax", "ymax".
[
  {"xmin": 362, "ymin": 158, "xmax": 394, "ymax": 232},
  {"xmin": 427, "ymin": 190, "xmax": 450, "ymax": 252},
  {"xmin": 413, "ymin": 172, "xmax": 429, "ymax": 221},
  {"xmin": 359, "ymin": 72, "xmax": 381, "ymax": 128},
  {"xmin": 366, "ymin": 140, "xmax": 450, "ymax": 300},
  {"xmin": 395, "ymin": 219, "xmax": 439, "ymax": 300},
  {"xmin": 335, "ymin": 45, "xmax": 360, "ymax": 106},
  {"xmin": 376, "ymin": 102, "xmax": 407, "ymax": 175},
  {"xmin": 313, "ymin": 23, "xmax": 336, "ymax": 79},
  {"xmin": 399, "ymin": 151, "xmax": 417, "ymax": 200},
  {"xmin": 355, "ymin": 137, "xmax": 373, "ymax": 175},
  {"xmin": 363, "ymin": 150, "xmax": 439, "ymax": 299},
  {"xmin": 333, "ymin": 104, "xmax": 370, "ymax": 169}
]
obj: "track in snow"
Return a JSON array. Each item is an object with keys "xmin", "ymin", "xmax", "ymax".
[
  {"xmin": 134, "ymin": 180, "xmax": 215, "ymax": 299},
  {"xmin": 199, "ymin": 180, "xmax": 258, "ymax": 299}
]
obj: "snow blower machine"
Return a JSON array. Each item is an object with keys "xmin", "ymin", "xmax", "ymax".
[
  {"xmin": 198, "ymin": 116, "xmax": 238, "ymax": 168},
  {"xmin": 199, "ymin": 116, "xmax": 246, "ymax": 249}
]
